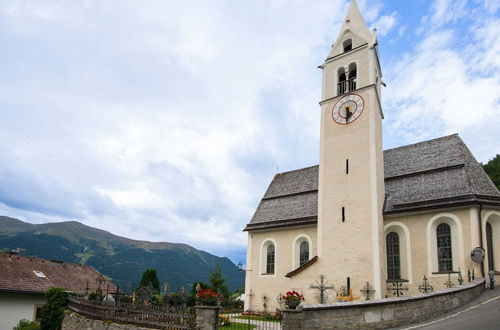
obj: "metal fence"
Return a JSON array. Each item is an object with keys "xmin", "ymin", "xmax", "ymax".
[
  {"xmin": 219, "ymin": 310, "xmax": 282, "ymax": 330},
  {"xmin": 67, "ymin": 295, "xmax": 196, "ymax": 329}
]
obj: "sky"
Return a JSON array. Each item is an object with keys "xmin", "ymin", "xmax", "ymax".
[{"xmin": 0, "ymin": 0, "xmax": 499, "ymax": 265}]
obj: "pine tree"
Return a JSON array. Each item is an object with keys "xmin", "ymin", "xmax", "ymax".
[
  {"xmin": 209, "ymin": 264, "xmax": 228, "ymax": 298},
  {"xmin": 139, "ymin": 269, "xmax": 160, "ymax": 293},
  {"xmin": 482, "ymin": 154, "xmax": 500, "ymax": 190}
]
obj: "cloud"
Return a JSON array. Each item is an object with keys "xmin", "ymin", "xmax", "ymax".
[
  {"xmin": 383, "ymin": 0, "xmax": 500, "ymax": 162},
  {"xmin": 372, "ymin": 12, "xmax": 397, "ymax": 37}
]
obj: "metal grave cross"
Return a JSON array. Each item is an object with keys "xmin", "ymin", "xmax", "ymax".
[
  {"xmin": 387, "ymin": 280, "xmax": 409, "ymax": 297},
  {"xmin": 444, "ymin": 272, "xmax": 454, "ymax": 288},
  {"xmin": 418, "ymin": 275, "xmax": 434, "ymax": 293},
  {"xmin": 360, "ymin": 282, "xmax": 376, "ymax": 300},
  {"xmin": 310, "ymin": 274, "xmax": 335, "ymax": 304}
]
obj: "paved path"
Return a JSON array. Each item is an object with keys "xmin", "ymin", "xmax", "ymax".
[
  {"xmin": 223, "ymin": 313, "xmax": 282, "ymax": 330},
  {"xmin": 395, "ymin": 285, "xmax": 500, "ymax": 329}
]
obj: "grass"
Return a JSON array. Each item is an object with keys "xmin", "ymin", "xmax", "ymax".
[
  {"xmin": 233, "ymin": 316, "xmax": 281, "ymax": 323},
  {"xmin": 219, "ymin": 323, "xmax": 257, "ymax": 329}
]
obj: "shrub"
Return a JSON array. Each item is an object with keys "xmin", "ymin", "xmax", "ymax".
[
  {"xmin": 13, "ymin": 319, "xmax": 41, "ymax": 330},
  {"xmin": 39, "ymin": 287, "xmax": 68, "ymax": 330}
]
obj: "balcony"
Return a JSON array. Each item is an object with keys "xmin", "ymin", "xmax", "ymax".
[{"xmin": 337, "ymin": 77, "xmax": 356, "ymax": 95}]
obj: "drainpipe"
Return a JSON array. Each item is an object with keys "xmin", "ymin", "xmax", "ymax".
[{"xmin": 478, "ymin": 203, "xmax": 485, "ymax": 278}]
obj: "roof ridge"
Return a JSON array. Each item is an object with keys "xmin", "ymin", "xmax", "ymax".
[
  {"xmin": 384, "ymin": 133, "xmax": 460, "ymax": 153},
  {"xmin": 274, "ymin": 164, "xmax": 318, "ymax": 176}
]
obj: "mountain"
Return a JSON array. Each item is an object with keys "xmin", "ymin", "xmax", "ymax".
[{"xmin": 0, "ymin": 216, "xmax": 244, "ymax": 293}]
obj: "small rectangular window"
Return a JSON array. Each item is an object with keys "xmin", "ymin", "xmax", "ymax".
[
  {"xmin": 346, "ymin": 159, "xmax": 349, "ymax": 174},
  {"xmin": 342, "ymin": 207, "xmax": 345, "ymax": 222}
]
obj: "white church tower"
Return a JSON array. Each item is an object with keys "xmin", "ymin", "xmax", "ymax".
[{"xmin": 317, "ymin": 0, "xmax": 386, "ymax": 298}]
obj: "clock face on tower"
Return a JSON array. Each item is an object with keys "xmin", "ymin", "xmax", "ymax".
[{"xmin": 332, "ymin": 93, "xmax": 364, "ymax": 124}]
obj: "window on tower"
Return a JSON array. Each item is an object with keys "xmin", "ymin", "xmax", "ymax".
[
  {"xmin": 343, "ymin": 39, "xmax": 352, "ymax": 52},
  {"xmin": 348, "ymin": 63, "xmax": 357, "ymax": 91},
  {"xmin": 337, "ymin": 68, "xmax": 347, "ymax": 95}
]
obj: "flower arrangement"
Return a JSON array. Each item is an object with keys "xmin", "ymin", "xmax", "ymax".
[
  {"xmin": 281, "ymin": 290, "xmax": 304, "ymax": 309},
  {"xmin": 282, "ymin": 290, "xmax": 304, "ymax": 302},
  {"xmin": 197, "ymin": 289, "xmax": 221, "ymax": 306}
]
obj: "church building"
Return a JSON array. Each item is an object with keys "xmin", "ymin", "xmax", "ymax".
[{"xmin": 243, "ymin": 0, "xmax": 500, "ymax": 312}]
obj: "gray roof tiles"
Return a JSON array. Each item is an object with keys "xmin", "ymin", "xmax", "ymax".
[{"xmin": 245, "ymin": 134, "xmax": 500, "ymax": 231}]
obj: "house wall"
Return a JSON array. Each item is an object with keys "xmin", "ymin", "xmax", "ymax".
[
  {"xmin": 0, "ymin": 292, "xmax": 45, "ymax": 329},
  {"xmin": 244, "ymin": 225, "xmax": 318, "ymax": 312}
]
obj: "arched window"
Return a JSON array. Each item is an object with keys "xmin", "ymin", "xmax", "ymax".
[
  {"xmin": 437, "ymin": 223, "xmax": 453, "ymax": 271},
  {"xmin": 343, "ymin": 39, "xmax": 352, "ymax": 52},
  {"xmin": 299, "ymin": 241, "xmax": 309, "ymax": 266},
  {"xmin": 338, "ymin": 68, "xmax": 347, "ymax": 95},
  {"xmin": 266, "ymin": 245, "xmax": 275, "ymax": 274},
  {"xmin": 487, "ymin": 222, "xmax": 494, "ymax": 271},
  {"xmin": 386, "ymin": 232, "xmax": 401, "ymax": 280},
  {"xmin": 348, "ymin": 63, "xmax": 357, "ymax": 91}
]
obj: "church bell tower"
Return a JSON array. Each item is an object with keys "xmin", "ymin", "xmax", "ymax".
[{"xmin": 317, "ymin": 0, "xmax": 386, "ymax": 298}]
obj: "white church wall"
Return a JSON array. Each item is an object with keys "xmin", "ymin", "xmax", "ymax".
[
  {"xmin": 244, "ymin": 225, "xmax": 318, "ymax": 312},
  {"xmin": 384, "ymin": 208, "xmax": 475, "ymax": 296}
]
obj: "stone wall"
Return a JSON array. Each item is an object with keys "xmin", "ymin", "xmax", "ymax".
[
  {"xmin": 282, "ymin": 279, "xmax": 485, "ymax": 329},
  {"xmin": 62, "ymin": 312, "xmax": 153, "ymax": 330}
]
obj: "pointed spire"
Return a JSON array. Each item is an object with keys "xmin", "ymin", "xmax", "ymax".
[{"xmin": 325, "ymin": 0, "xmax": 376, "ymax": 60}]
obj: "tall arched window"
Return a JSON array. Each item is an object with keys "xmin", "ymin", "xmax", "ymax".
[
  {"xmin": 348, "ymin": 63, "xmax": 357, "ymax": 91},
  {"xmin": 299, "ymin": 241, "xmax": 309, "ymax": 266},
  {"xmin": 386, "ymin": 232, "xmax": 401, "ymax": 280},
  {"xmin": 266, "ymin": 245, "xmax": 275, "ymax": 274},
  {"xmin": 338, "ymin": 68, "xmax": 347, "ymax": 95},
  {"xmin": 437, "ymin": 223, "xmax": 453, "ymax": 271},
  {"xmin": 487, "ymin": 222, "xmax": 494, "ymax": 271}
]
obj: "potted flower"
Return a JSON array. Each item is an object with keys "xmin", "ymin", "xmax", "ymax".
[
  {"xmin": 282, "ymin": 290, "xmax": 304, "ymax": 309},
  {"xmin": 197, "ymin": 289, "xmax": 221, "ymax": 306}
]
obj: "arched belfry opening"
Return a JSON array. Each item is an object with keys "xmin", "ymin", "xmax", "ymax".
[
  {"xmin": 343, "ymin": 38, "xmax": 352, "ymax": 52},
  {"xmin": 348, "ymin": 63, "xmax": 357, "ymax": 91},
  {"xmin": 337, "ymin": 63, "xmax": 357, "ymax": 96},
  {"xmin": 337, "ymin": 68, "xmax": 347, "ymax": 95}
]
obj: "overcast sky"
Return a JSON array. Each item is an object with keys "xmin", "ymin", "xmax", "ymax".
[{"xmin": 0, "ymin": 0, "xmax": 498, "ymax": 264}]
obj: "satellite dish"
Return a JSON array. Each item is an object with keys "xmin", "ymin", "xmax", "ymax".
[{"xmin": 471, "ymin": 247, "xmax": 485, "ymax": 263}]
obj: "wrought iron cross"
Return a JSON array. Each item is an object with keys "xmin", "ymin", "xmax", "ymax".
[
  {"xmin": 418, "ymin": 275, "xmax": 434, "ymax": 293},
  {"xmin": 458, "ymin": 269, "xmax": 464, "ymax": 285},
  {"xmin": 444, "ymin": 272, "xmax": 454, "ymax": 288},
  {"xmin": 387, "ymin": 280, "xmax": 409, "ymax": 297},
  {"xmin": 360, "ymin": 282, "xmax": 376, "ymax": 300},
  {"xmin": 310, "ymin": 274, "xmax": 335, "ymax": 304}
]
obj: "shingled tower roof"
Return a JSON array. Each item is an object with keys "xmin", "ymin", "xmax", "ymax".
[{"xmin": 245, "ymin": 134, "xmax": 500, "ymax": 231}]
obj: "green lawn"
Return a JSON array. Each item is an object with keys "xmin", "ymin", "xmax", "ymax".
[
  {"xmin": 233, "ymin": 316, "xmax": 281, "ymax": 323},
  {"xmin": 220, "ymin": 323, "xmax": 256, "ymax": 329}
]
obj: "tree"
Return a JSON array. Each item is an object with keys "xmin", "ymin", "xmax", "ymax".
[
  {"xmin": 482, "ymin": 154, "xmax": 500, "ymax": 190},
  {"xmin": 209, "ymin": 264, "xmax": 228, "ymax": 298},
  {"xmin": 138, "ymin": 269, "xmax": 160, "ymax": 293},
  {"xmin": 39, "ymin": 287, "xmax": 67, "ymax": 330}
]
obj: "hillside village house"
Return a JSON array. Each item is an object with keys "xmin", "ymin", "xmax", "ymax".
[
  {"xmin": 0, "ymin": 252, "xmax": 116, "ymax": 329},
  {"xmin": 243, "ymin": 0, "xmax": 500, "ymax": 312}
]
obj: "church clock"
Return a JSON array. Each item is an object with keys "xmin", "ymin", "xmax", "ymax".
[{"xmin": 331, "ymin": 93, "xmax": 364, "ymax": 124}]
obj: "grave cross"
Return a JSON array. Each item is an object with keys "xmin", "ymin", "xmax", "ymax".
[
  {"xmin": 418, "ymin": 275, "xmax": 433, "ymax": 293},
  {"xmin": 310, "ymin": 274, "xmax": 335, "ymax": 304},
  {"xmin": 444, "ymin": 272, "xmax": 454, "ymax": 288},
  {"xmin": 387, "ymin": 280, "xmax": 409, "ymax": 297},
  {"xmin": 360, "ymin": 282, "xmax": 376, "ymax": 300}
]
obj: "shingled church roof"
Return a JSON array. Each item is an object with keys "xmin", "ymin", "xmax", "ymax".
[{"xmin": 245, "ymin": 134, "xmax": 500, "ymax": 231}]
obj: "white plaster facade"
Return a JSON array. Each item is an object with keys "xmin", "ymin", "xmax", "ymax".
[{"xmin": 0, "ymin": 292, "xmax": 45, "ymax": 329}]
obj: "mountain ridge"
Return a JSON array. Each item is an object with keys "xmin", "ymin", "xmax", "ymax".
[{"xmin": 0, "ymin": 216, "xmax": 243, "ymax": 292}]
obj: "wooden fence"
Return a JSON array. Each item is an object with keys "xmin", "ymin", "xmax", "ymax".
[{"xmin": 67, "ymin": 296, "xmax": 196, "ymax": 329}]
